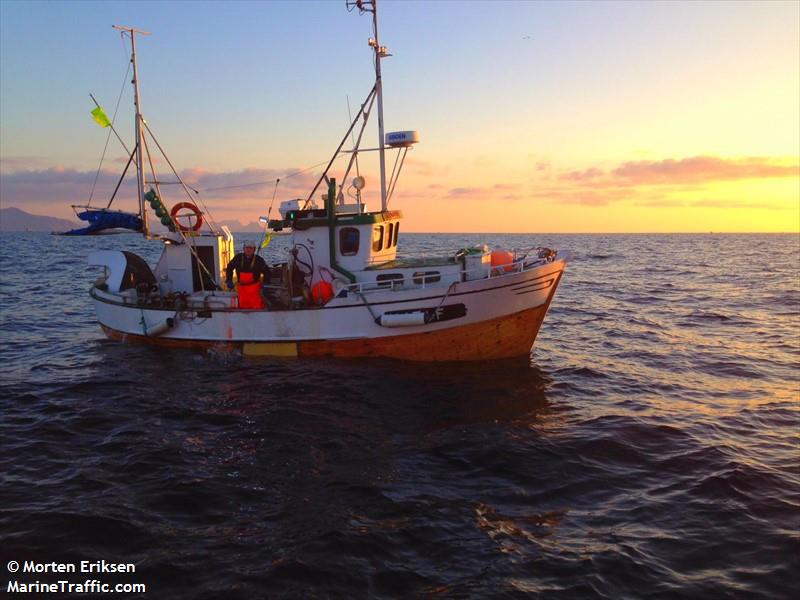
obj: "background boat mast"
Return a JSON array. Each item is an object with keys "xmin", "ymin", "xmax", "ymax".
[{"xmin": 113, "ymin": 25, "xmax": 150, "ymax": 236}]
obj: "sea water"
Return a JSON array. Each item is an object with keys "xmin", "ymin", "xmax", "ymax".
[{"xmin": 1, "ymin": 232, "xmax": 798, "ymax": 598}]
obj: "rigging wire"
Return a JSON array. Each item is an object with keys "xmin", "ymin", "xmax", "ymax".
[
  {"xmin": 140, "ymin": 123, "xmax": 220, "ymax": 290},
  {"xmin": 386, "ymin": 147, "xmax": 402, "ymax": 202},
  {"xmin": 141, "ymin": 120, "xmax": 221, "ymax": 234},
  {"xmin": 303, "ymin": 84, "xmax": 377, "ymax": 209},
  {"xmin": 196, "ymin": 158, "xmax": 339, "ymax": 194},
  {"xmin": 346, "ymin": 95, "xmax": 360, "ymax": 180},
  {"xmin": 119, "ymin": 29, "xmax": 130, "ymax": 62},
  {"xmin": 335, "ymin": 90, "xmax": 377, "ymax": 206},
  {"xmin": 268, "ymin": 178, "xmax": 280, "ymax": 215},
  {"xmin": 186, "ymin": 38, "xmax": 376, "ymax": 200},
  {"xmin": 87, "ymin": 60, "xmax": 132, "ymax": 207},
  {"xmin": 104, "ymin": 142, "xmax": 138, "ymax": 209},
  {"xmin": 387, "ymin": 147, "xmax": 409, "ymax": 206},
  {"xmin": 140, "ymin": 125, "xmax": 166, "ymax": 228},
  {"xmin": 257, "ymin": 178, "xmax": 280, "ymax": 254}
]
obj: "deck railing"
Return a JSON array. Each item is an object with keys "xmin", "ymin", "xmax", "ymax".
[{"xmin": 342, "ymin": 251, "xmax": 557, "ymax": 295}]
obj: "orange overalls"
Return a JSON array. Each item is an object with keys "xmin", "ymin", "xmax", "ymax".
[{"xmin": 237, "ymin": 272, "xmax": 265, "ymax": 309}]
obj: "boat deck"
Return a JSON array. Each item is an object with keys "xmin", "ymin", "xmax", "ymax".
[{"xmin": 365, "ymin": 256, "xmax": 456, "ymax": 270}]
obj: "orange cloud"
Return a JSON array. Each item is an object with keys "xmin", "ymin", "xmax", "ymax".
[
  {"xmin": 0, "ymin": 156, "xmax": 49, "ymax": 171},
  {"xmin": 447, "ymin": 187, "xmax": 483, "ymax": 197},
  {"xmin": 689, "ymin": 199, "xmax": 790, "ymax": 210},
  {"xmin": 536, "ymin": 155, "xmax": 799, "ymax": 206},
  {"xmin": 634, "ymin": 199, "xmax": 686, "ymax": 207},
  {"xmin": 403, "ymin": 156, "xmax": 444, "ymax": 177},
  {"xmin": 559, "ymin": 167, "xmax": 604, "ymax": 182},
  {"xmin": 3, "ymin": 153, "xmax": 797, "ymax": 230},
  {"xmin": 181, "ymin": 167, "xmax": 319, "ymax": 200},
  {"xmin": 0, "ymin": 164, "xmax": 324, "ymax": 219},
  {"xmin": 531, "ymin": 187, "xmax": 636, "ymax": 206},
  {"xmin": 611, "ymin": 156, "xmax": 798, "ymax": 185},
  {"xmin": 443, "ymin": 183, "xmax": 522, "ymax": 199}
]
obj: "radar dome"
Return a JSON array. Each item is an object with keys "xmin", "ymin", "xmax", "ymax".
[{"xmin": 385, "ymin": 130, "xmax": 420, "ymax": 148}]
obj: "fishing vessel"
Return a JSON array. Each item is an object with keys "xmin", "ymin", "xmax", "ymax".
[{"xmin": 88, "ymin": 0, "xmax": 569, "ymax": 361}]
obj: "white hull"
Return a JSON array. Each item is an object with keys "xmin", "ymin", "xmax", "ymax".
[{"xmin": 91, "ymin": 258, "xmax": 566, "ymax": 360}]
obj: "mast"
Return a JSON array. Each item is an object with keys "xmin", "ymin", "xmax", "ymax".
[
  {"xmin": 372, "ymin": 0, "xmax": 387, "ymax": 212},
  {"xmin": 349, "ymin": 0, "xmax": 390, "ymax": 211},
  {"xmin": 113, "ymin": 25, "xmax": 151, "ymax": 236}
]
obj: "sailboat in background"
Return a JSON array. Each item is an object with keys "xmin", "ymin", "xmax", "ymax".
[
  {"xmin": 59, "ymin": 60, "xmax": 146, "ymax": 235},
  {"xmin": 86, "ymin": 1, "xmax": 570, "ymax": 361},
  {"xmin": 60, "ymin": 207, "xmax": 142, "ymax": 235}
]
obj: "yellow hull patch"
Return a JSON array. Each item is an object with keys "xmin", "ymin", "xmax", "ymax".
[{"xmin": 243, "ymin": 342, "xmax": 299, "ymax": 357}]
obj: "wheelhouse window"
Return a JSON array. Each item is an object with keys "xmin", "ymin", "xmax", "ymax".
[
  {"xmin": 386, "ymin": 223, "xmax": 394, "ymax": 248},
  {"xmin": 376, "ymin": 273, "xmax": 403, "ymax": 288},
  {"xmin": 413, "ymin": 271, "xmax": 441, "ymax": 285},
  {"xmin": 340, "ymin": 227, "xmax": 360, "ymax": 256},
  {"xmin": 372, "ymin": 225, "xmax": 385, "ymax": 252},
  {"xmin": 392, "ymin": 222, "xmax": 400, "ymax": 247}
]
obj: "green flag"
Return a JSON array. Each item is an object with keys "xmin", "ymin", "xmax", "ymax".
[
  {"xmin": 260, "ymin": 233, "xmax": 273, "ymax": 249},
  {"xmin": 91, "ymin": 106, "xmax": 111, "ymax": 128}
]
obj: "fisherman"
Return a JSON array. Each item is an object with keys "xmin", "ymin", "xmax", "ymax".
[{"xmin": 225, "ymin": 241, "xmax": 270, "ymax": 309}]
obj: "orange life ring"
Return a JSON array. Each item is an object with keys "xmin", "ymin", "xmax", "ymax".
[{"xmin": 170, "ymin": 202, "xmax": 204, "ymax": 232}]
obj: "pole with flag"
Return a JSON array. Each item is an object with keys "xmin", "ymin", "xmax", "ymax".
[
  {"xmin": 89, "ymin": 94, "xmax": 131, "ymax": 155},
  {"xmin": 91, "ymin": 105, "xmax": 111, "ymax": 128},
  {"xmin": 258, "ymin": 178, "xmax": 280, "ymax": 252}
]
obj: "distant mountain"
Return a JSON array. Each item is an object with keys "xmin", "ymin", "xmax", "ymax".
[{"xmin": 0, "ymin": 207, "xmax": 80, "ymax": 232}]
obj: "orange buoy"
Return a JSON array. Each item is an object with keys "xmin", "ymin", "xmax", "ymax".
[
  {"xmin": 311, "ymin": 281, "xmax": 334, "ymax": 305},
  {"xmin": 490, "ymin": 249, "xmax": 515, "ymax": 272}
]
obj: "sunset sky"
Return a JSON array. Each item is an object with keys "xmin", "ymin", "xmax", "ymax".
[{"xmin": 1, "ymin": 0, "xmax": 798, "ymax": 232}]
